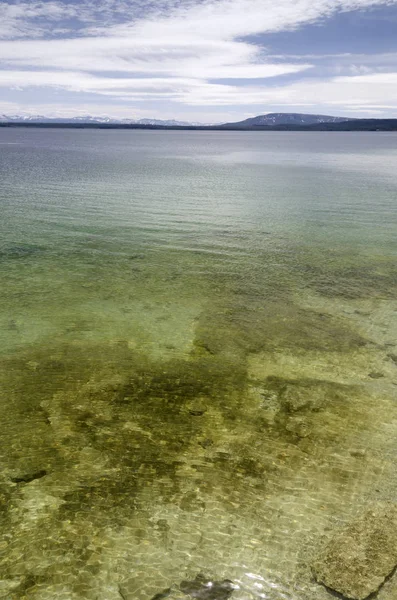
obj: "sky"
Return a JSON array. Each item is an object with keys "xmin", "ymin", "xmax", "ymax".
[{"xmin": 1, "ymin": 0, "xmax": 397, "ymax": 123}]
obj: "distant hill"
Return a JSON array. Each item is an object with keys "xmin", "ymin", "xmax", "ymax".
[
  {"xmin": 304, "ymin": 119, "xmax": 397, "ymax": 131},
  {"xmin": 219, "ymin": 118, "xmax": 397, "ymax": 131},
  {"xmin": 221, "ymin": 112, "xmax": 355, "ymax": 128}
]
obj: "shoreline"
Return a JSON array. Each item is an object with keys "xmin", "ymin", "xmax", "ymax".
[{"xmin": 1, "ymin": 119, "xmax": 397, "ymax": 132}]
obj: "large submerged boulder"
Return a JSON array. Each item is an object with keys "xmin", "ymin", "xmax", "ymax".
[{"xmin": 312, "ymin": 504, "xmax": 397, "ymax": 599}]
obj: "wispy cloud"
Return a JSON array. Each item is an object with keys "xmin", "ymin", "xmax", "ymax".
[
  {"xmin": 176, "ymin": 71, "xmax": 397, "ymax": 111},
  {"xmin": 1, "ymin": 0, "xmax": 397, "ymax": 119}
]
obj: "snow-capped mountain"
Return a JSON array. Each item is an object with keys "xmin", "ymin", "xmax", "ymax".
[
  {"xmin": 0, "ymin": 114, "xmax": 201, "ymax": 126},
  {"xmin": 134, "ymin": 118, "xmax": 202, "ymax": 126}
]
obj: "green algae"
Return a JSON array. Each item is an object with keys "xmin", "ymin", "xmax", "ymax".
[
  {"xmin": 291, "ymin": 248, "xmax": 397, "ymax": 301},
  {"xmin": 1, "ymin": 249, "xmax": 397, "ymax": 600},
  {"xmin": 1, "ymin": 236, "xmax": 397, "ymax": 598},
  {"xmin": 0, "ymin": 291, "xmax": 392, "ymax": 598}
]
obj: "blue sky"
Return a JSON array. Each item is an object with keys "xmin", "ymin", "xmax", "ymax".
[{"xmin": 0, "ymin": 0, "xmax": 397, "ymax": 122}]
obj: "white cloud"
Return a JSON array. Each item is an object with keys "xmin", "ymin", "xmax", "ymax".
[
  {"xmin": 0, "ymin": 2, "xmax": 77, "ymax": 39},
  {"xmin": 2, "ymin": 69, "xmax": 397, "ymax": 118},
  {"xmin": 0, "ymin": 36, "xmax": 311, "ymax": 80},
  {"xmin": 1, "ymin": 0, "xmax": 396, "ymax": 73},
  {"xmin": 174, "ymin": 71, "xmax": 397, "ymax": 117},
  {"xmin": 0, "ymin": 0, "xmax": 196, "ymax": 39},
  {"xmin": 0, "ymin": 0, "xmax": 397, "ymax": 118},
  {"xmin": 103, "ymin": 0, "xmax": 397, "ymax": 40}
]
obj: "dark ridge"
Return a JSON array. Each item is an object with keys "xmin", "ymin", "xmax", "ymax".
[
  {"xmin": 218, "ymin": 118, "xmax": 397, "ymax": 131},
  {"xmin": 221, "ymin": 112, "xmax": 356, "ymax": 127}
]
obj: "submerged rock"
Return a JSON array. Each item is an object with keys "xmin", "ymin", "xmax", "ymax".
[
  {"xmin": 388, "ymin": 353, "xmax": 397, "ymax": 365},
  {"xmin": 122, "ymin": 575, "xmax": 235, "ymax": 600},
  {"xmin": 312, "ymin": 504, "xmax": 397, "ymax": 599},
  {"xmin": 11, "ymin": 469, "xmax": 47, "ymax": 484},
  {"xmin": 368, "ymin": 371, "xmax": 384, "ymax": 379},
  {"xmin": 180, "ymin": 574, "xmax": 235, "ymax": 600}
]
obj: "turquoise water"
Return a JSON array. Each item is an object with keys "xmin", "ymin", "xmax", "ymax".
[{"xmin": 1, "ymin": 129, "xmax": 397, "ymax": 599}]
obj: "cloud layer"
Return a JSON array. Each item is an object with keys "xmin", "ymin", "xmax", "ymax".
[{"xmin": 1, "ymin": 0, "xmax": 397, "ymax": 120}]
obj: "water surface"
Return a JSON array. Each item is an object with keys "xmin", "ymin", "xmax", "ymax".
[{"xmin": 1, "ymin": 129, "xmax": 397, "ymax": 600}]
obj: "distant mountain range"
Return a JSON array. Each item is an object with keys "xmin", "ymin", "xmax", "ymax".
[
  {"xmin": 0, "ymin": 114, "xmax": 201, "ymax": 126},
  {"xmin": 1, "ymin": 112, "xmax": 397, "ymax": 131},
  {"xmin": 0, "ymin": 112, "xmax": 352, "ymax": 127}
]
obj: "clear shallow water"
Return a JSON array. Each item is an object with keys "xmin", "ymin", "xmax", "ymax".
[{"xmin": 1, "ymin": 129, "xmax": 397, "ymax": 599}]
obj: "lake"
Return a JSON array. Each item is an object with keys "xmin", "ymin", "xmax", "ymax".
[{"xmin": 1, "ymin": 129, "xmax": 397, "ymax": 600}]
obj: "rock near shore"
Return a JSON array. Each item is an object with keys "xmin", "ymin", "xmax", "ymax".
[{"xmin": 312, "ymin": 504, "xmax": 397, "ymax": 599}]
